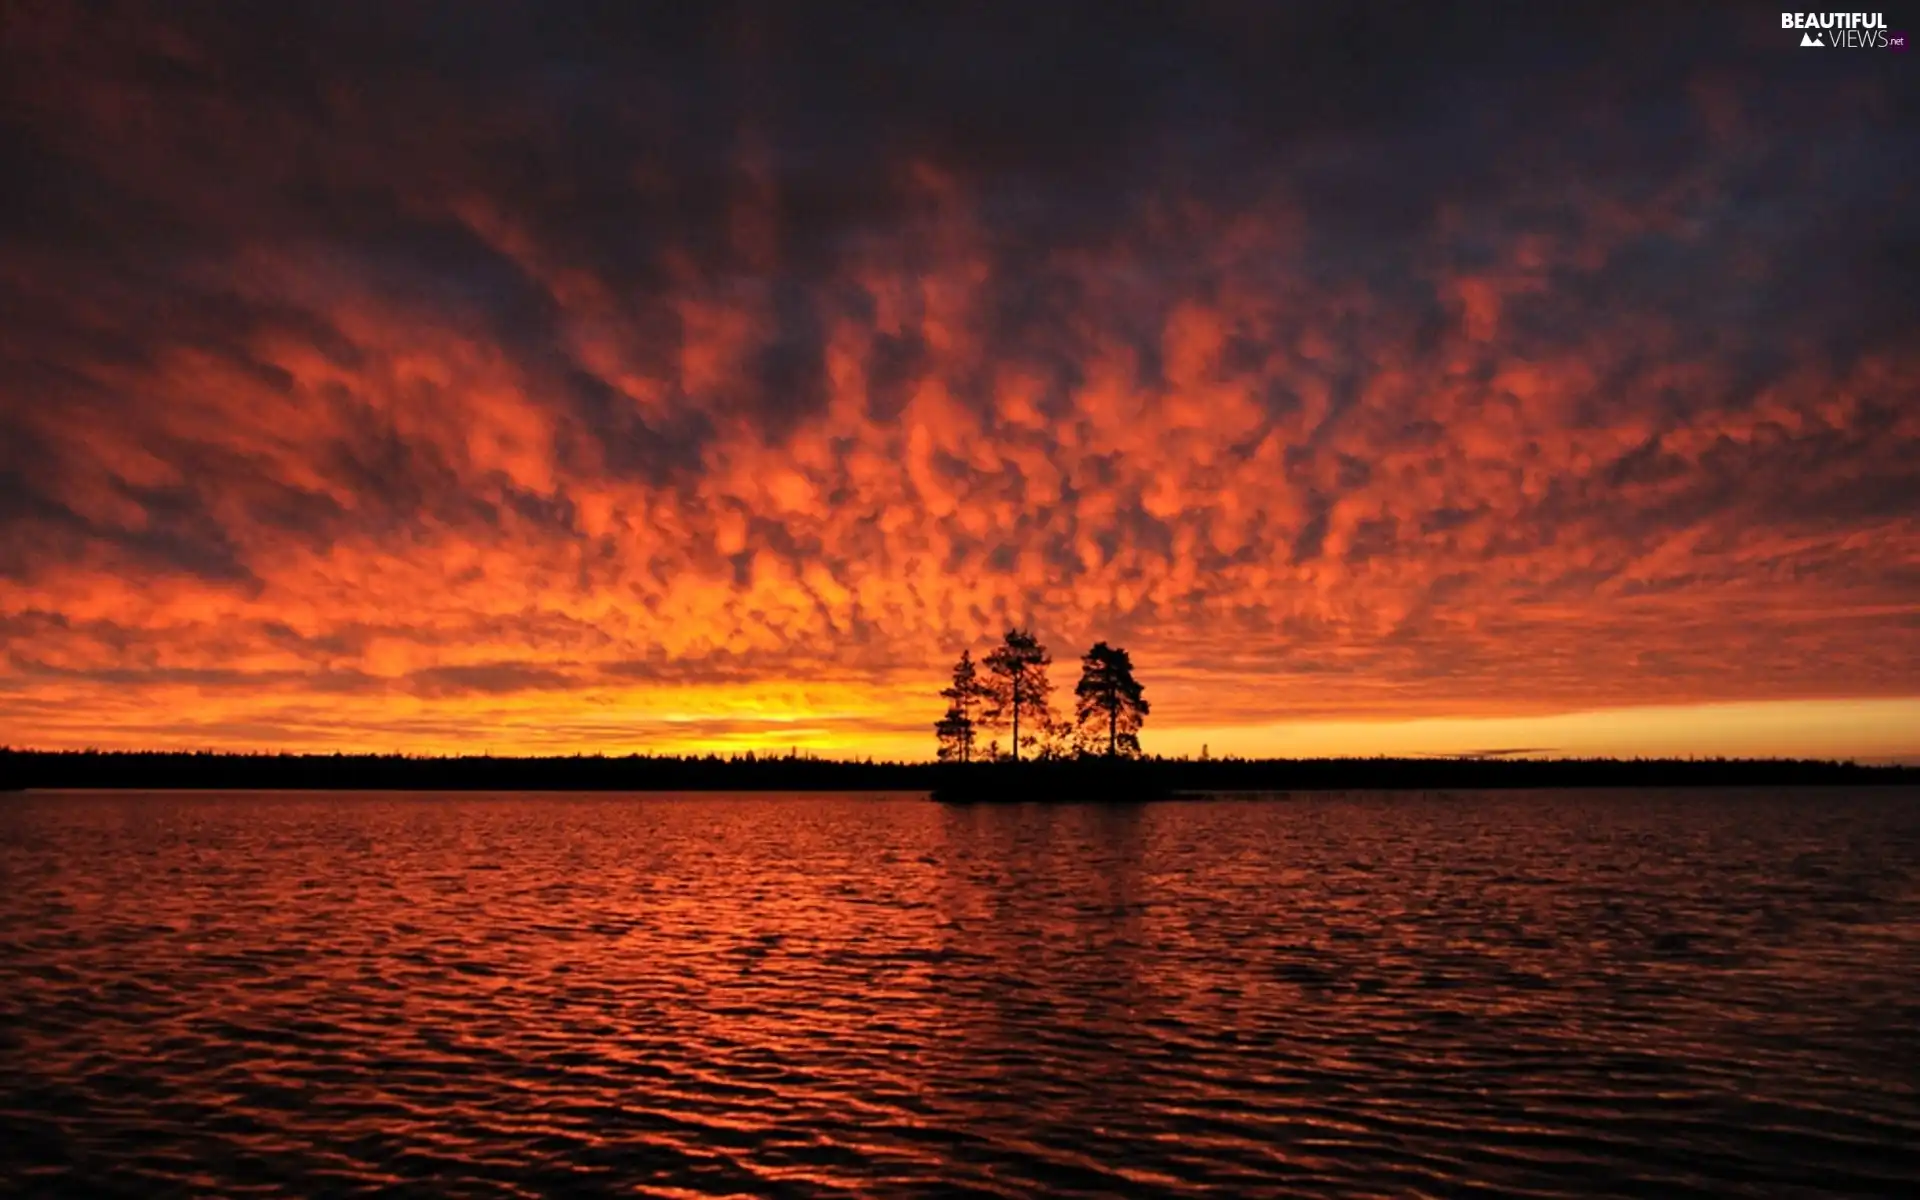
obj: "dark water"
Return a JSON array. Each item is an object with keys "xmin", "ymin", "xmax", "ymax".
[{"xmin": 3, "ymin": 790, "xmax": 1919, "ymax": 1198}]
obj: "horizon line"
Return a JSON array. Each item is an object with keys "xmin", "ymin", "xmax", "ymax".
[{"xmin": 6, "ymin": 747, "xmax": 1916, "ymax": 768}]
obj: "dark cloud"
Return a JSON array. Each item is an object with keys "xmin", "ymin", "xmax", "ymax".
[{"xmin": 405, "ymin": 662, "xmax": 578, "ymax": 697}]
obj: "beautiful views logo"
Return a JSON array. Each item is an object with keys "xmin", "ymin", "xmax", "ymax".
[{"xmin": 1782, "ymin": 12, "xmax": 1896, "ymax": 47}]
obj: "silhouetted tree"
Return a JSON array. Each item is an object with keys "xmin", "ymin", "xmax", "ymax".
[
  {"xmin": 982, "ymin": 627, "xmax": 1056, "ymax": 762},
  {"xmin": 1074, "ymin": 641, "xmax": 1149, "ymax": 757},
  {"xmin": 934, "ymin": 704, "xmax": 972, "ymax": 762},
  {"xmin": 935, "ymin": 649, "xmax": 986, "ymax": 762}
]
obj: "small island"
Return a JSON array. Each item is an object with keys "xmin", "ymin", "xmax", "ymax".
[{"xmin": 926, "ymin": 629, "xmax": 1161, "ymax": 802}]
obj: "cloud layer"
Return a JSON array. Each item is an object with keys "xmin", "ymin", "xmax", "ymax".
[{"xmin": 1, "ymin": 2, "xmax": 1915, "ymax": 755}]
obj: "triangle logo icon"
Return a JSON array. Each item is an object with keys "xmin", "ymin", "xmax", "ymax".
[{"xmin": 1800, "ymin": 31, "xmax": 1823, "ymax": 46}]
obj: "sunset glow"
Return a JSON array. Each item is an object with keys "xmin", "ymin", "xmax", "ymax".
[{"xmin": 1, "ymin": 6, "xmax": 1914, "ymax": 760}]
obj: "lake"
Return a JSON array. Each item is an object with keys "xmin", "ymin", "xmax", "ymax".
[{"xmin": 2, "ymin": 788, "xmax": 1918, "ymax": 1197}]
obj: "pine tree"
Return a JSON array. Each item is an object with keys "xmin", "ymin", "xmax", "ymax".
[
  {"xmin": 1073, "ymin": 641, "xmax": 1149, "ymax": 757},
  {"xmin": 934, "ymin": 704, "xmax": 972, "ymax": 762},
  {"xmin": 935, "ymin": 649, "xmax": 986, "ymax": 763},
  {"xmin": 982, "ymin": 627, "xmax": 1056, "ymax": 762}
]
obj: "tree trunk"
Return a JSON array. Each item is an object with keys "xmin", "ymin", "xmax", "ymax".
[
  {"xmin": 1109, "ymin": 698, "xmax": 1117, "ymax": 758},
  {"xmin": 1012, "ymin": 673, "xmax": 1021, "ymax": 764}
]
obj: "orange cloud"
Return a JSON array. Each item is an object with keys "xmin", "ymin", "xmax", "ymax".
[{"xmin": 1, "ymin": 6, "xmax": 1915, "ymax": 759}]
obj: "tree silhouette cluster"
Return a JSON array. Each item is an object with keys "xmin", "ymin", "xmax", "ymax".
[{"xmin": 935, "ymin": 629, "xmax": 1150, "ymax": 762}]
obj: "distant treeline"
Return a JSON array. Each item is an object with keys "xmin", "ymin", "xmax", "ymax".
[{"xmin": 2, "ymin": 748, "xmax": 1913, "ymax": 792}]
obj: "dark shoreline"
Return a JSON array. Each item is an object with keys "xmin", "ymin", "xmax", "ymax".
[{"xmin": 3, "ymin": 749, "xmax": 1914, "ymax": 794}]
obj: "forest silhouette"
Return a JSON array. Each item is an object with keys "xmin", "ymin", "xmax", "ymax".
[{"xmin": 2, "ymin": 748, "xmax": 1911, "ymax": 795}]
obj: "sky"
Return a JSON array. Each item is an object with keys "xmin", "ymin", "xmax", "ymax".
[{"xmin": 0, "ymin": 2, "xmax": 1916, "ymax": 761}]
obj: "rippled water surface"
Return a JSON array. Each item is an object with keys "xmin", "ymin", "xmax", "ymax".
[{"xmin": 4, "ymin": 789, "xmax": 1920, "ymax": 1197}]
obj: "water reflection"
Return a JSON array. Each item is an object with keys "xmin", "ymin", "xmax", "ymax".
[{"xmin": 2, "ymin": 789, "xmax": 1918, "ymax": 1196}]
